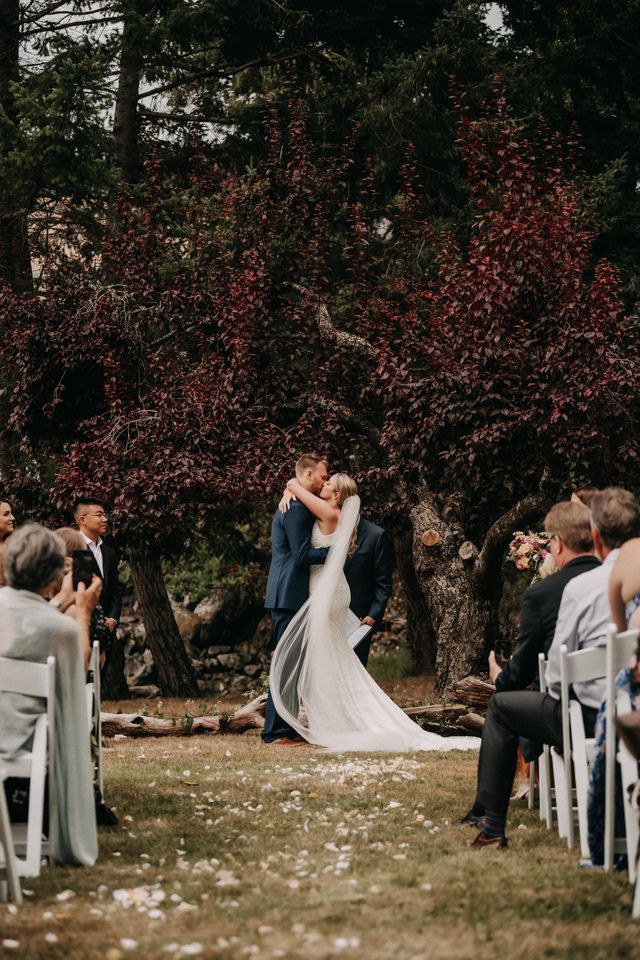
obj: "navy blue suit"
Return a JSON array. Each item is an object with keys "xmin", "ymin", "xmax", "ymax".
[
  {"xmin": 344, "ymin": 518, "xmax": 393, "ymax": 667},
  {"xmin": 262, "ymin": 501, "xmax": 328, "ymax": 742}
]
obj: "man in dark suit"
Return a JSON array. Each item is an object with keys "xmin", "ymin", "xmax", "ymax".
[
  {"xmin": 262, "ymin": 454, "xmax": 330, "ymax": 745},
  {"xmin": 344, "ymin": 518, "xmax": 393, "ymax": 667},
  {"xmin": 469, "ymin": 488, "xmax": 640, "ymax": 848},
  {"xmin": 461, "ymin": 499, "xmax": 598, "ymax": 826},
  {"xmin": 74, "ymin": 497, "xmax": 123, "ymax": 630}
]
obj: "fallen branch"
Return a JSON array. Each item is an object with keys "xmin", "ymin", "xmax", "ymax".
[
  {"xmin": 450, "ymin": 676, "xmax": 495, "ymax": 708},
  {"xmin": 102, "ymin": 694, "xmax": 267, "ymax": 738}
]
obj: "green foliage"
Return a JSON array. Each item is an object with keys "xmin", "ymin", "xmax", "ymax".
[{"xmin": 161, "ymin": 514, "xmax": 270, "ymax": 604}]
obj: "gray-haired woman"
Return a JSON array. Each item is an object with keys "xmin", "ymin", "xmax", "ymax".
[{"xmin": 0, "ymin": 524, "xmax": 102, "ymax": 866}]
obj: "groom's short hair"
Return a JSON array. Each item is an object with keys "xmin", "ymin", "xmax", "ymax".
[{"xmin": 295, "ymin": 453, "xmax": 327, "ymax": 477}]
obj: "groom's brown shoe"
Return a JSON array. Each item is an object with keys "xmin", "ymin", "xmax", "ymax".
[{"xmin": 469, "ymin": 831, "xmax": 508, "ymax": 849}]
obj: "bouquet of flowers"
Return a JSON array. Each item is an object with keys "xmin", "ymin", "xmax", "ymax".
[{"xmin": 506, "ymin": 531, "xmax": 549, "ymax": 575}]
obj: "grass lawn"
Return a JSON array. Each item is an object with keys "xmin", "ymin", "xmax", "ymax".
[{"xmin": 1, "ymin": 716, "xmax": 637, "ymax": 960}]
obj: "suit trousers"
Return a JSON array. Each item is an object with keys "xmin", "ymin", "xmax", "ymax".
[
  {"xmin": 262, "ymin": 609, "xmax": 299, "ymax": 743},
  {"xmin": 475, "ymin": 690, "xmax": 597, "ymax": 818}
]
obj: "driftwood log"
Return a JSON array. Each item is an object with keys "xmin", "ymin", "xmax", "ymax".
[
  {"xmin": 101, "ymin": 694, "xmax": 268, "ymax": 738},
  {"xmin": 101, "ymin": 678, "xmax": 494, "ymax": 740},
  {"xmin": 451, "ymin": 675, "xmax": 495, "ymax": 708}
]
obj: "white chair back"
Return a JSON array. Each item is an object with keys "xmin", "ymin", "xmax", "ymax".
[
  {"xmin": 0, "ymin": 656, "xmax": 56, "ymax": 877},
  {"xmin": 86, "ymin": 641, "xmax": 103, "ymax": 795},
  {"xmin": 604, "ymin": 624, "xmax": 639, "ymax": 874},
  {"xmin": 560, "ymin": 644, "xmax": 606, "ymax": 850}
]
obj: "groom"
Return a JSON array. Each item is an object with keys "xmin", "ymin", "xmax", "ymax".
[{"xmin": 262, "ymin": 453, "xmax": 330, "ymax": 745}]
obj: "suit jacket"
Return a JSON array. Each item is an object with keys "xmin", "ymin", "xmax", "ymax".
[
  {"xmin": 87, "ymin": 541, "xmax": 123, "ymax": 625},
  {"xmin": 264, "ymin": 501, "xmax": 328, "ymax": 612},
  {"xmin": 495, "ymin": 553, "xmax": 600, "ymax": 694},
  {"xmin": 344, "ymin": 518, "xmax": 393, "ymax": 623}
]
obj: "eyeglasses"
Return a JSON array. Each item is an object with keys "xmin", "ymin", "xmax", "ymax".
[{"xmin": 85, "ymin": 511, "xmax": 108, "ymax": 519}]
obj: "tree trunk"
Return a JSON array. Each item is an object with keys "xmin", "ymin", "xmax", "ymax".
[
  {"xmin": 411, "ymin": 495, "xmax": 497, "ymax": 693},
  {"xmin": 394, "ymin": 531, "xmax": 436, "ymax": 672},
  {"xmin": 128, "ymin": 546, "xmax": 199, "ymax": 697},
  {"xmin": 0, "ymin": 0, "xmax": 32, "ymax": 292},
  {"xmin": 112, "ymin": 13, "xmax": 142, "ymax": 183},
  {"xmin": 410, "ymin": 488, "xmax": 553, "ymax": 693}
]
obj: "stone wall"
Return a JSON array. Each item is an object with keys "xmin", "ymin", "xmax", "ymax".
[{"xmin": 119, "ymin": 575, "xmax": 273, "ymax": 698}]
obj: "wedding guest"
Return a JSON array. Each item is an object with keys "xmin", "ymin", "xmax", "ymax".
[
  {"xmin": 74, "ymin": 498, "xmax": 123, "ymax": 633},
  {"xmin": 55, "ymin": 526, "xmax": 111, "ymax": 659},
  {"xmin": 0, "ymin": 500, "xmax": 15, "ymax": 541},
  {"xmin": 461, "ymin": 500, "xmax": 598, "ymax": 826},
  {"xmin": 608, "ymin": 537, "xmax": 640, "ymax": 632},
  {"xmin": 468, "ymin": 487, "xmax": 640, "ymax": 848},
  {"xmin": 344, "ymin": 516, "xmax": 393, "ymax": 668},
  {"xmin": 0, "ymin": 523, "xmax": 101, "ymax": 865},
  {"xmin": 571, "ymin": 487, "xmax": 599, "ymax": 509}
]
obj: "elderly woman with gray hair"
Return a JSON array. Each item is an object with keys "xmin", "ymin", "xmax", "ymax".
[{"xmin": 0, "ymin": 523, "xmax": 102, "ymax": 866}]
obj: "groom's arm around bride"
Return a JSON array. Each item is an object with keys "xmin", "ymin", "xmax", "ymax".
[{"xmin": 262, "ymin": 454, "xmax": 329, "ymax": 744}]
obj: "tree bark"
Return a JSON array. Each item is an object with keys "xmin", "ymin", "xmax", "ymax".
[
  {"xmin": 410, "ymin": 488, "xmax": 553, "ymax": 693},
  {"xmin": 394, "ymin": 531, "xmax": 436, "ymax": 672},
  {"xmin": 128, "ymin": 546, "xmax": 199, "ymax": 697},
  {"xmin": 411, "ymin": 494, "xmax": 497, "ymax": 692},
  {"xmin": 0, "ymin": 0, "xmax": 33, "ymax": 292},
  {"xmin": 112, "ymin": 12, "xmax": 142, "ymax": 183}
]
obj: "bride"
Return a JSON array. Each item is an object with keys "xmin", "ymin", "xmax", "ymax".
[{"xmin": 269, "ymin": 472, "xmax": 478, "ymax": 752}]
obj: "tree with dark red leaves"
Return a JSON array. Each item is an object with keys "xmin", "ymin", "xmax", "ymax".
[{"xmin": 299, "ymin": 93, "xmax": 640, "ymax": 689}]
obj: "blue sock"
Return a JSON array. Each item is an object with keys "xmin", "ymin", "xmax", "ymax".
[{"xmin": 481, "ymin": 809, "xmax": 506, "ymax": 838}]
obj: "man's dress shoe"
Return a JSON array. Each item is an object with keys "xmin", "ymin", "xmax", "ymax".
[{"xmin": 469, "ymin": 831, "xmax": 508, "ymax": 849}]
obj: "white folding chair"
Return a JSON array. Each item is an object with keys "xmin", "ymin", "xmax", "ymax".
[
  {"xmin": 86, "ymin": 641, "xmax": 103, "ymax": 795},
  {"xmin": 617, "ymin": 689, "xmax": 639, "ymax": 885},
  {"xmin": 559, "ymin": 643, "xmax": 607, "ymax": 851},
  {"xmin": 537, "ymin": 653, "xmax": 553, "ymax": 828},
  {"xmin": 604, "ymin": 624, "xmax": 639, "ymax": 874},
  {"xmin": 0, "ymin": 655, "xmax": 56, "ymax": 877},
  {"xmin": 0, "ymin": 764, "xmax": 22, "ymax": 903}
]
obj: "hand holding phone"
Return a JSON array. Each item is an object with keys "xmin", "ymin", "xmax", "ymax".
[{"xmin": 72, "ymin": 549, "xmax": 94, "ymax": 589}]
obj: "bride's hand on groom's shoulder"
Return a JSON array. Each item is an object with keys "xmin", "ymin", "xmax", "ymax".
[{"xmin": 278, "ymin": 488, "xmax": 296, "ymax": 513}]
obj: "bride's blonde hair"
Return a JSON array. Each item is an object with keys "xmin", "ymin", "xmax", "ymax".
[
  {"xmin": 331, "ymin": 472, "xmax": 358, "ymax": 507},
  {"xmin": 331, "ymin": 473, "xmax": 359, "ymax": 555}
]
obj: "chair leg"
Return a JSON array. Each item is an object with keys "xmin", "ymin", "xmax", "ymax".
[
  {"xmin": 633, "ymin": 876, "xmax": 640, "ymax": 919},
  {"xmin": 0, "ymin": 779, "xmax": 22, "ymax": 903},
  {"xmin": 551, "ymin": 750, "xmax": 569, "ymax": 838}
]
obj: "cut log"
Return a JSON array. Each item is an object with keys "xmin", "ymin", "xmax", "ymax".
[
  {"xmin": 421, "ymin": 529, "xmax": 441, "ymax": 547},
  {"xmin": 404, "ymin": 703, "xmax": 468, "ymax": 721},
  {"xmin": 450, "ymin": 675, "xmax": 495, "ymax": 707},
  {"xmin": 458, "ymin": 540, "xmax": 479, "ymax": 561}
]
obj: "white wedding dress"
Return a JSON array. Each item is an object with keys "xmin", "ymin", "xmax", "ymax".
[{"xmin": 270, "ymin": 496, "xmax": 479, "ymax": 752}]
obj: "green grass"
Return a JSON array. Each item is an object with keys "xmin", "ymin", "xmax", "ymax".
[
  {"xmin": 368, "ymin": 646, "xmax": 415, "ymax": 684},
  {"xmin": 2, "ymin": 735, "xmax": 637, "ymax": 960}
]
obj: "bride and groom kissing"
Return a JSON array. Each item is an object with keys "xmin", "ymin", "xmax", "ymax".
[{"xmin": 262, "ymin": 453, "xmax": 477, "ymax": 753}]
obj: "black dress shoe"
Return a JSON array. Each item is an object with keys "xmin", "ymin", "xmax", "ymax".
[
  {"xmin": 470, "ymin": 830, "xmax": 508, "ymax": 849},
  {"xmin": 459, "ymin": 803, "xmax": 485, "ymax": 827},
  {"xmin": 96, "ymin": 802, "xmax": 119, "ymax": 826}
]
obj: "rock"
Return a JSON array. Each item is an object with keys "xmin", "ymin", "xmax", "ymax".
[
  {"xmin": 125, "ymin": 648, "xmax": 156, "ymax": 686},
  {"xmin": 243, "ymin": 663, "xmax": 262, "ymax": 678},
  {"xmin": 192, "ymin": 580, "xmax": 266, "ymax": 649},
  {"xmin": 216, "ymin": 653, "xmax": 242, "ymax": 670},
  {"xmin": 171, "ymin": 604, "xmax": 202, "ymax": 651}
]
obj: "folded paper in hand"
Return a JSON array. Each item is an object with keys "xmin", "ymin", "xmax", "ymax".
[{"xmin": 346, "ymin": 610, "xmax": 374, "ymax": 650}]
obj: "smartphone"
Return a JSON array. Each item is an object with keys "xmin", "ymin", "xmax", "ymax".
[{"xmin": 72, "ymin": 549, "xmax": 94, "ymax": 589}]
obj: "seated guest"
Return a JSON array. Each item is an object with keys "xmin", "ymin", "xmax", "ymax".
[
  {"xmin": 571, "ymin": 487, "xmax": 599, "ymax": 509},
  {"xmin": 608, "ymin": 537, "xmax": 640, "ymax": 632},
  {"xmin": 462, "ymin": 501, "xmax": 598, "ymax": 825},
  {"xmin": 0, "ymin": 524, "xmax": 101, "ymax": 866},
  {"xmin": 468, "ymin": 487, "xmax": 640, "ymax": 848},
  {"xmin": 0, "ymin": 500, "xmax": 15, "ymax": 542}
]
